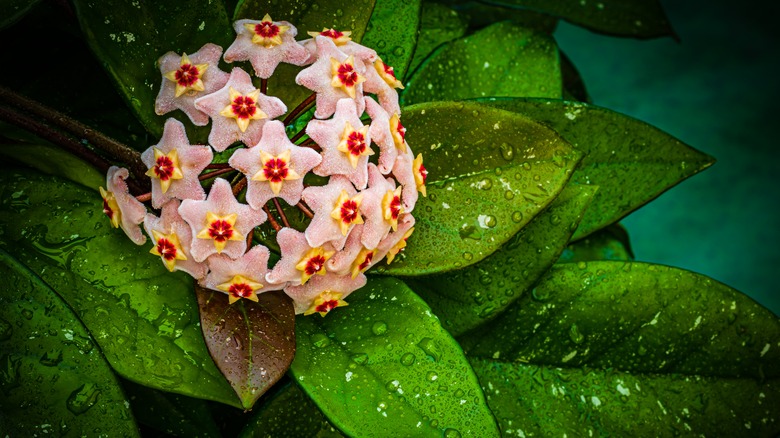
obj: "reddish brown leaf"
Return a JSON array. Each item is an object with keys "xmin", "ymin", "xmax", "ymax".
[{"xmin": 196, "ymin": 285, "xmax": 296, "ymax": 410}]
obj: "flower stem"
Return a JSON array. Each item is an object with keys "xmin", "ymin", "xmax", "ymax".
[
  {"xmin": 297, "ymin": 138, "xmax": 320, "ymax": 151},
  {"xmin": 273, "ymin": 198, "xmax": 290, "ymax": 228},
  {"xmin": 260, "ymin": 79, "xmax": 268, "ymax": 95},
  {"xmin": 206, "ymin": 163, "xmax": 231, "ymax": 169},
  {"xmin": 199, "ymin": 168, "xmax": 235, "ymax": 180},
  {"xmin": 290, "ymin": 128, "xmax": 308, "ymax": 144},
  {"xmin": 136, "ymin": 192, "xmax": 151, "ymax": 203},
  {"xmin": 263, "ymin": 205, "xmax": 282, "ymax": 231},
  {"xmin": 282, "ymin": 93, "xmax": 316, "ymax": 126},
  {"xmin": 296, "ymin": 201, "xmax": 314, "ymax": 219},
  {"xmin": 232, "ymin": 177, "xmax": 247, "ymax": 196}
]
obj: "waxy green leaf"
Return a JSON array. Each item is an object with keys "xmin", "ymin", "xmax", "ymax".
[
  {"xmin": 477, "ymin": 98, "xmax": 715, "ymax": 239},
  {"xmin": 361, "ymin": 0, "xmax": 421, "ymax": 82},
  {"xmin": 0, "ymin": 249, "xmax": 138, "ymax": 436},
  {"xmin": 483, "ymin": 0, "xmax": 675, "ymax": 39},
  {"xmin": 408, "ymin": 3, "xmax": 468, "ymax": 75},
  {"xmin": 374, "ymin": 101, "xmax": 580, "ymax": 275},
  {"xmin": 291, "ymin": 277, "xmax": 500, "ymax": 437},
  {"xmin": 444, "ymin": 1, "xmax": 558, "ymax": 33},
  {"xmin": 402, "ymin": 22, "xmax": 561, "ymax": 105},
  {"xmin": 72, "ymin": 0, "xmax": 234, "ymax": 138},
  {"xmin": 558, "ymin": 223, "xmax": 633, "ymax": 263},
  {"xmin": 196, "ymin": 287, "xmax": 296, "ymax": 410},
  {"xmin": 461, "ymin": 262, "xmax": 780, "ymax": 379},
  {"xmin": 0, "ymin": 143, "xmax": 104, "ymax": 190},
  {"xmin": 560, "ymin": 51, "xmax": 590, "ymax": 102},
  {"xmin": 0, "ymin": 166, "xmax": 239, "ymax": 407},
  {"xmin": 0, "ymin": 0, "xmax": 41, "ymax": 30},
  {"xmin": 407, "ymin": 184, "xmax": 596, "ymax": 336},
  {"xmin": 470, "ymin": 357, "xmax": 780, "ymax": 436}
]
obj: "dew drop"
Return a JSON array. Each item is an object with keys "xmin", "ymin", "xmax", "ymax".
[
  {"xmin": 504, "ymin": 190, "xmax": 514, "ymax": 200},
  {"xmin": 392, "ymin": 46, "xmax": 404, "ymax": 56},
  {"xmin": 372, "ymin": 321, "xmax": 388, "ymax": 336},
  {"xmin": 426, "ymin": 371, "xmax": 438, "ymax": 382},
  {"xmin": 40, "ymin": 349, "xmax": 63, "ymax": 367},
  {"xmin": 66, "ymin": 383, "xmax": 100, "ymax": 415},
  {"xmin": 511, "ymin": 211, "xmax": 523, "ymax": 223},
  {"xmin": 444, "ymin": 428, "xmax": 462, "ymax": 438},
  {"xmin": 484, "ymin": 215, "xmax": 497, "ymax": 228},
  {"xmin": 311, "ymin": 333, "xmax": 331, "ymax": 348},
  {"xmin": 417, "ymin": 338, "xmax": 440, "ymax": 361},
  {"xmin": 531, "ymin": 288, "xmax": 551, "ymax": 302},
  {"xmin": 549, "ymin": 214, "xmax": 561, "ymax": 225},
  {"xmin": 569, "ymin": 324, "xmax": 585, "ymax": 344},
  {"xmin": 0, "ymin": 318, "xmax": 12, "ymax": 341},
  {"xmin": 462, "ymin": 252, "xmax": 473, "ymax": 261},
  {"xmin": 400, "ymin": 352, "xmax": 416, "ymax": 366},
  {"xmin": 479, "ymin": 275, "xmax": 492, "ymax": 286},
  {"xmin": 351, "ymin": 353, "xmax": 368, "ymax": 365},
  {"xmin": 499, "ymin": 143, "xmax": 514, "ymax": 161},
  {"xmin": 21, "ymin": 309, "xmax": 33, "ymax": 320},
  {"xmin": 479, "ymin": 178, "xmax": 492, "ymax": 190}
]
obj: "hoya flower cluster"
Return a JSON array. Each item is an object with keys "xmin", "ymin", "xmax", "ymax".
[{"xmin": 99, "ymin": 15, "xmax": 428, "ymax": 316}]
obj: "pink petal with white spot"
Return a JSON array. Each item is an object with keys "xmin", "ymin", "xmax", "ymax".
[
  {"xmin": 284, "ymin": 272, "xmax": 366, "ymax": 315},
  {"xmin": 359, "ymin": 163, "xmax": 395, "ymax": 249},
  {"xmin": 229, "ymin": 120, "xmax": 322, "ymax": 209},
  {"xmin": 362, "ymin": 59, "xmax": 401, "ymax": 116},
  {"xmin": 155, "ymin": 43, "xmax": 230, "ymax": 126},
  {"xmin": 144, "ymin": 200, "xmax": 207, "ymax": 279},
  {"xmin": 194, "ymin": 68, "xmax": 287, "ymax": 151},
  {"xmin": 201, "ymin": 244, "xmax": 286, "ymax": 293},
  {"xmin": 141, "ymin": 118, "xmax": 213, "ymax": 209},
  {"xmin": 178, "ymin": 178, "xmax": 267, "ymax": 262},
  {"xmin": 307, "ymin": 98, "xmax": 370, "ymax": 189},
  {"xmin": 301, "ymin": 176, "xmax": 358, "ymax": 250},
  {"xmin": 365, "ymin": 96, "xmax": 398, "ymax": 174},
  {"xmin": 224, "ymin": 19, "xmax": 310, "ymax": 79},
  {"xmin": 392, "ymin": 147, "xmax": 419, "ymax": 213},
  {"xmin": 106, "ymin": 166, "xmax": 147, "ymax": 245},
  {"xmin": 266, "ymin": 228, "xmax": 336, "ymax": 285}
]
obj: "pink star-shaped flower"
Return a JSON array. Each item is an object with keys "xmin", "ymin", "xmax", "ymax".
[
  {"xmin": 358, "ymin": 163, "xmax": 396, "ymax": 249},
  {"xmin": 155, "ymin": 43, "xmax": 230, "ymax": 126},
  {"xmin": 365, "ymin": 96, "xmax": 401, "ymax": 175},
  {"xmin": 144, "ymin": 200, "xmax": 207, "ymax": 279},
  {"xmin": 295, "ymin": 36, "xmax": 367, "ymax": 119},
  {"xmin": 141, "ymin": 118, "xmax": 213, "ymax": 209},
  {"xmin": 301, "ymin": 176, "xmax": 363, "ymax": 250},
  {"xmin": 265, "ymin": 228, "xmax": 336, "ymax": 286},
  {"xmin": 178, "ymin": 178, "xmax": 267, "ymax": 262},
  {"xmin": 228, "ymin": 120, "xmax": 322, "ymax": 209},
  {"xmin": 224, "ymin": 16, "xmax": 311, "ymax": 79},
  {"xmin": 362, "ymin": 58, "xmax": 402, "ymax": 116},
  {"xmin": 300, "ymin": 33, "xmax": 377, "ymax": 65},
  {"xmin": 200, "ymin": 245, "xmax": 286, "ymax": 303},
  {"xmin": 325, "ymin": 224, "xmax": 377, "ymax": 279},
  {"xmin": 284, "ymin": 272, "xmax": 366, "ymax": 315},
  {"xmin": 100, "ymin": 166, "xmax": 147, "ymax": 245},
  {"xmin": 307, "ymin": 98, "xmax": 372, "ymax": 189},
  {"xmin": 392, "ymin": 148, "xmax": 419, "ymax": 213},
  {"xmin": 374, "ymin": 213, "xmax": 416, "ymax": 265},
  {"xmin": 194, "ymin": 67, "xmax": 287, "ymax": 151}
]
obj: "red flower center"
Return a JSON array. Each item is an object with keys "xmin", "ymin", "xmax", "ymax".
[
  {"xmin": 156, "ymin": 238, "xmax": 178, "ymax": 261},
  {"xmin": 358, "ymin": 251, "xmax": 374, "ymax": 271},
  {"xmin": 263, "ymin": 158, "xmax": 289, "ymax": 183},
  {"xmin": 102, "ymin": 198, "xmax": 114, "ymax": 219},
  {"xmin": 337, "ymin": 63, "xmax": 358, "ymax": 87},
  {"xmin": 419, "ymin": 164, "xmax": 428, "ymax": 183},
  {"xmin": 315, "ymin": 299, "xmax": 339, "ymax": 314},
  {"xmin": 231, "ymin": 96, "xmax": 257, "ymax": 119},
  {"xmin": 153, "ymin": 156, "xmax": 176, "ymax": 181},
  {"xmin": 339, "ymin": 200, "xmax": 359, "ymax": 224},
  {"xmin": 320, "ymin": 29, "xmax": 344, "ymax": 39},
  {"xmin": 254, "ymin": 21, "xmax": 280, "ymax": 38},
  {"xmin": 229, "ymin": 283, "xmax": 254, "ymax": 298},
  {"xmin": 382, "ymin": 62, "xmax": 396, "ymax": 79},
  {"xmin": 175, "ymin": 64, "xmax": 200, "ymax": 87},
  {"xmin": 389, "ymin": 196, "xmax": 402, "ymax": 219},
  {"xmin": 346, "ymin": 131, "xmax": 366, "ymax": 156},
  {"xmin": 208, "ymin": 220, "xmax": 234, "ymax": 243},
  {"xmin": 396, "ymin": 120, "xmax": 406, "ymax": 141},
  {"xmin": 305, "ymin": 255, "xmax": 326, "ymax": 276}
]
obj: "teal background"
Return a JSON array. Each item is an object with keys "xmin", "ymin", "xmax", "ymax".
[{"xmin": 555, "ymin": 0, "xmax": 779, "ymax": 315}]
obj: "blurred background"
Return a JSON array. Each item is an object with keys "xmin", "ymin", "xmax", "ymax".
[{"xmin": 555, "ymin": 0, "xmax": 779, "ymax": 314}]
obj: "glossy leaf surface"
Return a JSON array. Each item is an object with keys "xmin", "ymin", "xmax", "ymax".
[
  {"xmin": 471, "ymin": 358, "xmax": 779, "ymax": 436},
  {"xmin": 0, "ymin": 166, "xmax": 239, "ymax": 407},
  {"xmin": 291, "ymin": 277, "xmax": 500, "ymax": 437},
  {"xmin": 477, "ymin": 98, "xmax": 715, "ymax": 239},
  {"xmin": 482, "ymin": 0, "xmax": 675, "ymax": 38},
  {"xmin": 374, "ymin": 101, "xmax": 580, "ymax": 275},
  {"xmin": 361, "ymin": 0, "xmax": 421, "ymax": 82},
  {"xmin": 408, "ymin": 3, "xmax": 468, "ymax": 75},
  {"xmin": 0, "ymin": 249, "xmax": 138, "ymax": 436},
  {"xmin": 407, "ymin": 184, "xmax": 597, "ymax": 336},
  {"xmin": 0, "ymin": 143, "xmax": 104, "ymax": 190},
  {"xmin": 196, "ymin": 287, "xmax": 296, "ymax": 409},
  {"xmin": 72, "ymin": 0, "xmax": 234, "ymax": 137},
  {"xmin": 445, "ymin": 1, "xmax": 558, "ymax": 33},
  {"xmin": 402, "ymin": 22, "xmax": 561, "ymax": 105},
  {"xmin": 558, "ymin": 223, "xmax": 633, "ymax": 263},
  {"xmin": 461, "ymin": 262, "xmax": 780, "ymax": 380}
]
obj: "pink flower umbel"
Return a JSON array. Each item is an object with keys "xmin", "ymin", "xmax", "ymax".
[
  {"xmin": 363, "ymin": 57, "xmax": 403, "ymax": 116},
  {"xmin": 266, "ymin": 228, "xmax": 335, "ymax": 286},
  {"xmin": 100, "ymin": 166, "xmax": 147, "ymax": 245},
  {"xmin": 375, "ymin": 213, "xmax": 416, "ymax": 265},
  {"xmin": 326, "ymin": 224, "xmax": 377, "ymax": 279},
  {"xmin": 229, "ymin": 120, "xmax": 322, "ymax": 209},
  {"xmin": 392, "ymin": 148, "xmax": 428, "ymax": 213},
  {"xmin": 301, "ymin": 29, "xmax": 377, "ymax": 65},
  {"xmin": 141, "ymin": 118, "xmax": 213, "ymax": 209},
  {"xmin": 179, "ymin": 178, "xmax": 267, "ymax": 262},
  {"xmin": 307, "ymin": 98, "xmax": 372, "ymax": 189},
  {"xmin": 224, "ymin": 15, "xmax": 310, "ymax": 79},
  {"xmin": 301, "ymin": 176, "xmax": 363, "ymax": 250},
  {"xmin": 365, "ymin": 96, "xmax": 401, "ymax": 174},
  {"xmin": 296, "ymin": 36, "xmax": 367, "ymax": 119},
  {"xmin": 144, "ymin": 200, "xmax": 207, "ymax": 279},
  {"xmin": 194, "ymin": 68, "xmax": 287, "ymax": 151},
  {"xmin": 284, "ymin": 272, "xmax": 366, "ymax": 315},
  {"xmin": 358, "ymin": 164, "xmax": 397, "ymax": 249},
  {"xmin": 155, "ymin": 43, "xmax": 229, "ymax": 126},
  {"xmin": 201, "ymin": 245, "xmax": 285, "ymax": 304}
]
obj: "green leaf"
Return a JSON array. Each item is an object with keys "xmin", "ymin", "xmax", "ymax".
[
  {"xmin": 402, "ymin": 22, "xmax": 561, "ymax": 106},
  {"xmin": 196, "ymin": 286, "xmax": 296, "ymax": 410},
  {"xmin": 483, "ymin": 0, "xmax": 676, "ymax": 39},
  {"xmin": 558, "ymin": 223, "xmax": 633, "ymax": 263},
  {"xmin": 560, "ymin": 50, "xmax": 590, "ymax": 102},
  {"xmin": 407, "ymin": 3, "xmax": 468, "ymax": 75},
  {"xmin": 470, "ymin": 357, "xmax": 780, "ymax": 436},
  {"xmin": 72, "ymin": 0, "xmax": 234, "ymax": 138},
  {"xmin": 374, "ymin": 101, "xmax": 581, "ymax": 275},
  {"xmin": 0, "ymin": 249, "xmax": 139, "ymax": 436},
  {"xmin": 476, "ymin": 98, "xmax": 715, "ymax": 239},
  {"xmin": 0, "ymin": 166, "xmax": 239, "ymax": 407},
  {"xmin": 0, "ymin": 142, "xmax": 104, "ymax": 190},
  {"xmin": 0, "ymin": 0, "xmax": 41, "ymax": 30},
  {"xmin": 235, "ymin": 0, "xmax": 377, "ymax": 118},
  {"xmin": 121, "ymin": 379, "xmax": 221, "ymax": 438},
  {"xmin": 291, "ymin": 277, "xmax": 500, "ymax": 437},
  {"xmin": 239, "ymin": 382, "xmax": 344, "ymax": 437},
  {"xmin": 407, "ymin": 184, "xmax": 597, "ymax": 337},
  {"xmin": 442, "ymin": 1, "xmax": 558, "ymax": 34},
  {"xmin": 361, "ymin": 0, "xmax": 421, "ymax": 82},
  {"xmin": 461, "ymin": 262, "xmax": 780, "ymax": 380}
]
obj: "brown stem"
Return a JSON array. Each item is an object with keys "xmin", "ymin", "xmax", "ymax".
[
  {"xmin": 246, "ymin": 228, "xmax": 254, "ymax": 247},
  {"xmin": 199, "ymin": 168, "xmax": 235, "ymax": 180},
  {"xmin": 232, "ymin": 177, "xmax": 247, "ymax": 196},
  {"xmin": 206, "ymin": 163, "xmax": 231, "ymax": 169},
  {"xmin": 0, "ymin": 86, "xmax": 148, "ymax": 188},
  {"xmin": 282, "ymin": 93, "xmax": 316, "ymax": 126},
  {"xmin": 297, "ymin": 138, "xmax": 321, "ymax": 151},
  {"xmin": 136, "ymin": 192, "xmax": 151, "ymax": 203},
  {"xmin": 263, "ymin": 205, "xmax": 282, "ymax": 231},
  {"xmin": 260, "ymin": 79, "xmax": 268, "ymax": 95},
  {"xmin": 273, "ymin": 198, "xmax": 290, "ymax": 228},
  {"xmin": 290, "ymin": 128, "xmax": 309, "ymax": 144},
  {"xmin": 296, "ymin": 201, "xmax": 314, "ymax": 219}
]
